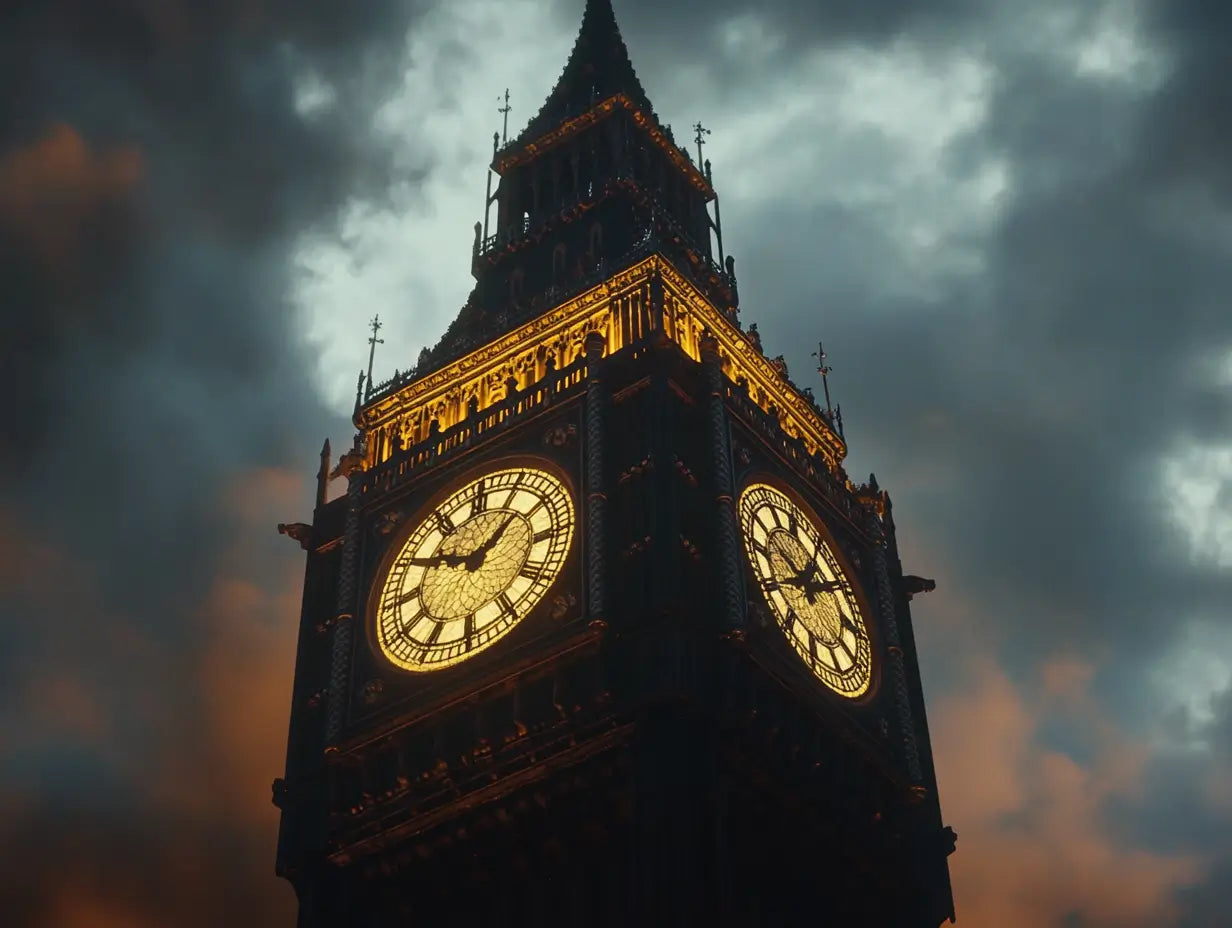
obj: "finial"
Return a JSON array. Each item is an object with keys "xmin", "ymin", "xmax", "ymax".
[
  {"xmin": 353, "ymin": 369, "xmax": 365, "ymax": 415},
  {"xmin": 316, "ymin": 438, "xmax": 332, "ymax": 508},
  {"xmin": 811, "ymin": 341, "xmax": 834, "ymax": 418},
  {"xmin": 693, "ymin": 120, "xmax": 711, "ymax": 165},
  {"xmin": 498, "ymin": 88, "xmax": 512, "ymax": 146},
  {"xmin": 364, "ymin": 315, "xmax": 384, "ymax": 398}
]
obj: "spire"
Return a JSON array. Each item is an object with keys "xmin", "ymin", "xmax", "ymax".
[{"xmin": 507, "ymin": 0, "xmax": 653, "ymax": 151}]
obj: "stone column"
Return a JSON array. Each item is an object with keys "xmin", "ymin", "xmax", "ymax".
[
  {"xmin": 584, "ymin": 330, "xmax": 607, "ymax": 627},
  {"xmin": 867, "ymin": 506, "xmax": 924, "ymax": 787},
  {"xmin": 699, "ymin": 331, "xmax": 746, "ymax": 638},
  {"xmin": 324, "ymin": 469, "xmax": 362, "ymax": 751}
]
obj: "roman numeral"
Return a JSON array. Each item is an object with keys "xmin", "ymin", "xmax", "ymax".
[
  {"xmin": 533, "ymin": 527, "xmax": 554, "ymax": 543},
  {"xmin": 787, "ymin": 509, "xmax": 798, "ymax": 533},
  {"xmin": 396, "ymin": 610, "xmax": 424, "ymax": 641},
  {"xmin": 464, "ymin": 612, "xmax": 476, "ymax": 639},
  {"xmin": 426, "ymin": 621, "xmax": 445, "ymax": 645},
  {"xmin": 434, "ymin": 511, "xmax": 456, "ymax": 535},
  {"xmin": 497, "ymin": 592, "xmax": 516, "ymax": 615},
  {"xmin": 520, "ymin": 560, "xmax": 546, "ymax": 581},
  {"xmin": 760, "ymin": 577, "xmax": 780, "ymax": 593},
  {"xmin": 470, "ymin": 479, "xmax": 487, "ymax": 517}
]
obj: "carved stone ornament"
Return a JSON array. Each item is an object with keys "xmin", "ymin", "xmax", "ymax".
[
  {"xmin": 330, "ymin": 447, "xmax": 365, "ymax": 480},
  {"xmin": 543, "ymin": 423, "xmax": 578, "ymax": 447},
  {"xmin": 361, "ymin": 678, "xmax": 386, "ymax": 706},
  {"xmin": 375, "ymin": 509, "xmax": 404, "ymax": 536},
  {"xmin": 736, "ymin": 445, "xmax": 753, "ymax": 467},
  {"xmin": 356, "ymin": 256, "xmax": 845, "ymax": 474},
  {"xmin": 549, "ymin": 592, "xmax": 578, "ymax": 621},
  {"xmin": 277, "ymin": 522, "xmax": 312, "ymax": 550}
]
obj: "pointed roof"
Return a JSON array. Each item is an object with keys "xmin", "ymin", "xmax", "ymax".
[{"xmin": 505, "ymin": 0, "xmax": 655, "ymax": 152}]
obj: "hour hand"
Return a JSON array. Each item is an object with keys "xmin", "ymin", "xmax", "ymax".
[
  {"xmin": 405, "ymin": 553, "xmax": 468, "ymax": 569},
  {"xmin": 466, "ymin": 516, "xmax": 515, "ymax": 570}
]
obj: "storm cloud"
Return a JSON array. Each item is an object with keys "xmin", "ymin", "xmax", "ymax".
[{"xmin": 1, "ymin": 0, "xmax": 1229, "ymax": 925}]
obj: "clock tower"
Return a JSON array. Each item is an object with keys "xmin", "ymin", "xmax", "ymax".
[{"xmin": 273, "ymin": 1, "xmax": 958, "ymax": 924}]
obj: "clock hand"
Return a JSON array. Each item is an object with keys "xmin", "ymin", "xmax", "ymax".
[
  {"xmin": 465, "ymin": 515, "xmax": 516, "ymax": 571},
  {"xmin": 405, "ymin": 553, "xmax": 468, "ymax": 569}
]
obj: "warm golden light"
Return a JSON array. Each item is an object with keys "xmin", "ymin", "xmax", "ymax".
[
  {"xmin": 358, "ymin": 255, "xmax": 846, "ymax": 473},
  {"xmin": 738, "ymin": 483, "xmax": 873, "ymax": 697},
  {"xmin": 374, "ymin": 467, "xmax": 574, "ymax": 672}
]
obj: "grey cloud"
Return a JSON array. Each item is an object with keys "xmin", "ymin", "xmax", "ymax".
[{"xmin": 0, "ymin": 0, "xmax": 441, "ymax": 923}]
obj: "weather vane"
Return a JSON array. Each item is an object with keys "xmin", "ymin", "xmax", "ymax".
[
  {"xmin": 365, "ymin": 315, "xmax": 384, "ymax": 396},
  {"xmin": 811, "ymin": 340, "xmax": 834, "ymax": 418},
  {"xmin": 693, "ymin": 120, "xmax": 710, "ymax": 164},
  {"xmin": 499, "ymin": 88, "xmax": 512, "ymax": 146}
]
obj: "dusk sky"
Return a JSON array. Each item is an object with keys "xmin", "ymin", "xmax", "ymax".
[{"xmin": 2, "ymin": 0, "xmax": 1230, "ymax": 925}]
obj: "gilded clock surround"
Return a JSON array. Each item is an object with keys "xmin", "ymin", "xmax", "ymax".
[
  {"xmin": 369, "ymin": 461, "xmax": 576, "ymax": 673},
  {"xmin": 739, "ymin": 480, "xmax": 876, "ymax": 699}
]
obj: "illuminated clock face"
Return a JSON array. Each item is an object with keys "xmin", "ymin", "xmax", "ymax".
[
  {"xmin": 374, "ymin": 467, "xmax": 574, "ymax": 672},
  {"xmin": 738, "ymin": 483, "xmax": 873, "ymax": 698}
]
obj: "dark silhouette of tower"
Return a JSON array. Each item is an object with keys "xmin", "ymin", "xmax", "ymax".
[{"xmin": 273, "ymin": 2, "xmax": 957, "ymax": 924}]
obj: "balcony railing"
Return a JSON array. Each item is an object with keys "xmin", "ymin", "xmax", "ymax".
[
  {"xmin": 359, "ymin": 354, "xmax": 590, "ymax": 497},
  {"xmin": 724, "ymin": 378, "xmax": 858, "ymax": 527}
]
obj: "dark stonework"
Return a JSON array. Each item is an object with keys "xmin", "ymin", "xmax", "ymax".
[
  {"xmin": 274, "ymin": 1, "xmax": 955, "ymax": 924},
  {"xmin": 583, "ymin": 330, "xmax": 608, "ymax": 626},
  {"xmin": 324, "ymin": 470, "xmax": 361, "ymax": 750},
  {"xmin": 869, "ymin": 509, "xmax": 926, "ymax": 785},
  {"xmin": 700, "ymin": 331, "xmax": 746, "ymax": 637}
]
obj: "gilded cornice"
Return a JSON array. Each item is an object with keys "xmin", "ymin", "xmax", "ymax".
[
  {"xmin": 495, "ymin": 94, "xmax": 714, "ymax": 200},
  {"xmin": 652, "ymin": 260, "xmax": 848, "ymax": 468},
  {"xmin": 357, "ymin": 254, "xmax": 846, "ymax": 474}
]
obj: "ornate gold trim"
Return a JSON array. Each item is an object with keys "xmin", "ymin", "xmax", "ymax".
[
  {"xmin": 495, "ymin": 94, "xmax": 714, "ymax": 199},
  {"xmin": 357, "ymin": 255, "xmax": 847, "ymax": 473}
]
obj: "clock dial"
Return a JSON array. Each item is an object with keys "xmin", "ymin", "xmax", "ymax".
[
  {"xmin": 374, "ymin": 467, "xmax": 574, "ymax": 672},
  {"xmin": 738, "ymin": 483, "xmax": 873, "ymax": 698}
]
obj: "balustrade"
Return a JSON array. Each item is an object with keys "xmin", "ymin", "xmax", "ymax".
[{"xmin": 360, "ymin": 354, "xmax": 589, "ymax": 497}]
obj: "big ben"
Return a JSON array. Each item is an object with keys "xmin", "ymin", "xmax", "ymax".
[{"xmin": 273, "ymin": 0, "xmax": 957, "ymax": 924}]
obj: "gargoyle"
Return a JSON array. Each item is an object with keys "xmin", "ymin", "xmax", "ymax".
[
  {"xmin": 277, "ymin": 522, "xmax": 312, "ymax": 550},
  {"xmin": 903, "ymin": 575, "xmax": 936, "ymax": 600},
  {"xmin": 330, "ymin": 448, "xmax": 364, "ymax": 480}
]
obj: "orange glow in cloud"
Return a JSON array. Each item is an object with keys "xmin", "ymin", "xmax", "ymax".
[
  {"xmin": 0, "ymin": 467, "xmax": 309, "ymax": 926},
  {"xmin": 932, "ymin": 655, "xmax": 1203, "ymax": 927},
  {"xmin": 0, "ymin": 123, "xmax": 143, "ymax": 264}
]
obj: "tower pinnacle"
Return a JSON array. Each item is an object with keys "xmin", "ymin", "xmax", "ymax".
[{"xmin": 506, "ymin": 0, "xmax": 652, "ymax": 152}]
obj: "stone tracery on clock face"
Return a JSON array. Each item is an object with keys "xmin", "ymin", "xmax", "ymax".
[
  {"xmin": 374, "ymin": 466, "xmax": 574, "ymax": 672},
  {"xmin": 738, "ymin": 483, "xmax": 873, "ymax": 698}
]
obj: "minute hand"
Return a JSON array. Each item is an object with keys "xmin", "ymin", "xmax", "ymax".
[{"xmin": 466, "ymin": 516, "xmax": 515, "ymax": 570}]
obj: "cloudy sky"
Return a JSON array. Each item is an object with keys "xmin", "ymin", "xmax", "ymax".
[{"xmin": 1, "ymin": 0, "xmax": 1229, "ymax": 924}]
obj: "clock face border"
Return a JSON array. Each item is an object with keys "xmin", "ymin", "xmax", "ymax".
[
  {"xmin": 365, "ymin": 455, "xmax": 579, "ymax": 675},
  {"xmin": 738, "ymin": 477, "xmax": 879, "ymax": 702}
]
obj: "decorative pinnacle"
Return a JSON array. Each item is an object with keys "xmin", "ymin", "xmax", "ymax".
[
  {"xmin": 365, "ymin": 315, "xmax": 384, "ymax": 397},
  {"xmin": 811, "ymin": 341, "xmax": 834, "ymax": 418},
  {"xmin": 693, "ymin": 120, "xmax": 710, "ymax": 164},
  {"xmin": 498, "ymin": 88, "xmax": 512, "ymax": 146}
]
